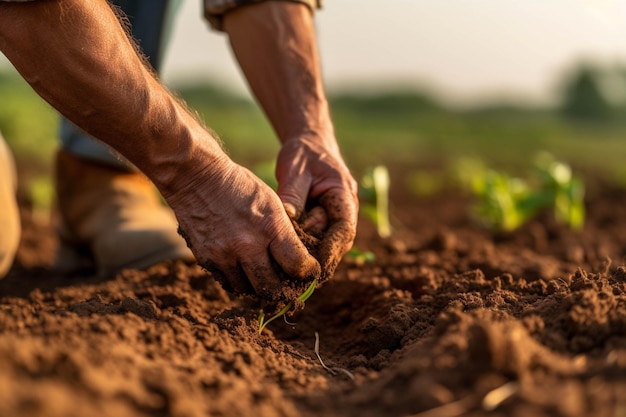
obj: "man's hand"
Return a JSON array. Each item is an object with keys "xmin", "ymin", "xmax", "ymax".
[
  {"xmin": 0, "ymin": 0, "xmax": 322, "ymax": 296},
  {"xmin": 166, "ymin": 159, "xmax": 322, "ymax": 297},
  {"xmin": 276, "ymin": 133, "xmax": 358, "ymax": 281},
  {"xmin": 223, "ymin": 2, "xmax": 359, "ymax": 280}
]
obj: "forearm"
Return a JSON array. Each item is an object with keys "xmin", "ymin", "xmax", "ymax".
[
  {"xmin": 223, "ymin": 2, "xmax": 336, "ymax": 149},
  {"xmin": 0, "ymin": 0, "xmax": 326, "ymax": 294},
  {"xmin": 0, "ymin": 0, "xmax": 229, "ymax": 197},
  {"xmin": 223, "ymin": 1, "xmax": 358, "ymax": 270}
]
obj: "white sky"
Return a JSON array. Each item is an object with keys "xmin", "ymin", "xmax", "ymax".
[
  {"xmin": 161, "ymin": 0, "xmax": 626, "ymax": 105},
  {"xmin": 2, "ymin": 0, "xmax": 626, "ymax": 106}
]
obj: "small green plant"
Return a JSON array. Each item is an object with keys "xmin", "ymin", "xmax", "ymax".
[
  {"xmin": 258, "ymin": 279, "xmax": 317, "ymax": 334},
  {"xmin": 469, "ymin": 152, "xmax": 585, "ymax": 232},
  {"xmin": 359, "ymin": 165, "xmax": 391, "ymax": 238},
  {"xmin": 345, "ymin": 247, "xmax": 376, "ymax": 265}
]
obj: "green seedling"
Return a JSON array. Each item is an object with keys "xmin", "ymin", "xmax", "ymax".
[
  {"xmin": 345, "ymin": 247, "xmax": 376, "ymax": 265},
  {"xmin": 359, "ymin": 165, "xmax": 392, "ymax": 238},
  {"xmin": 534, "ymin": 152, "xmax": 585, "ymax": 230},
  {"xmin": 471, "ymin": 169, "xmax": 536, "ymax": 231},
  {"xmin": 469, "ymin": 153, "xmax": 585, "ymax": 232},
  {"xmin": 258, "ymin": 279, "xmax": 317, "ymax": 334}
]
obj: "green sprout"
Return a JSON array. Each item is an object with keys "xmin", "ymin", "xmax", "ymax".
[
  {"xmin": 258, "ymin": 279, "xmax": 317, "ymax": 334},
  {"xmin": 359, "ymin": 165, "xmax": 391, "ymax": 238},
  {"xmin": 345, "ymin": 247, "xmax": 376, "ymax": 265},
  {"xmin": 471, "ymin": 170, "xmax": 536, "ymax": 231},
  {"xmin": 469, "ymin": 153, "xmax": 585, "ymax": 232},
  {"xmin": 534, "ymin": 152, "xmax": 585, "ymax": 230}
]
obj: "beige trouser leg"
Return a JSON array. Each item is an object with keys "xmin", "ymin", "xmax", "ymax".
[{"xmin": 0, "ymin": 133, "xmax": 20, "ymax": 278}]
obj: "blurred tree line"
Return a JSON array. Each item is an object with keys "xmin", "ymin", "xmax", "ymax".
[
  {"xmin": 323, "ymin": 62, "xmax": 626, "ymax": 123},
  {"xmin": 560, "ymin": 63, "xmax": 626, "ymax": 122},
  {"xmin": 0, "ymin": 58, "xmax": 624, "ymax": 181},
  {"xmin": 1, "ymin": 59, "xmax": 624, "ymax": 147}
]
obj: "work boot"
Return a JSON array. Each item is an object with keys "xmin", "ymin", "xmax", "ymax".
[
  {"xmin": 55, "ymin": 150, "xmax": 195, "ymax": 276},
  {"xmin": 0, "ymin": 134, "xmax": 20, "ymax": 279}
]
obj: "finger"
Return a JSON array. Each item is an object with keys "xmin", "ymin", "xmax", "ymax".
[
  {"xmin": 283, "ymin": 203, "xmax": 298, "ymax": 219},
  {"xmin": 317, "ymin": 220, "xmax": 355, "ymax": 281},
  {"xmin": 320, "ymin": 187, "xmax": 359, "ymax": 225},
  {"xmin": 301, "ymin": 206, "xmax": 328, "ymax": 235},
  {"xmin": 278, "ymin": 174, "xmax": 312, "ymax": 220},
  {"xmin": 317, "ymin": 190, "xmax": 358, "ymax": 281},
  {"xmin": 269, "ymin": 231, "xmax": 321, "ymax": 282},
  {"xmin": 239, "ymin": 250, "xmax": 283, "ymax": 301}
]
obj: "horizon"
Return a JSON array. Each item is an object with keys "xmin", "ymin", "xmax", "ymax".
[
  {"xmin": 1, "ymin": 1, "xmax": 626, "ymax": 107},
  {"xmin": 161, "ymin": 0, "xmax": 626, "ymax": 107}
]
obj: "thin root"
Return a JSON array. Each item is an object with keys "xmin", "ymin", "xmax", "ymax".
[
  {"xmin": 314, "ymin": 332, "xmax": 355, "ymax": 381},
  {"xmin": 482, "ymin": 381, "xmax": 518, "ymax": 411}
]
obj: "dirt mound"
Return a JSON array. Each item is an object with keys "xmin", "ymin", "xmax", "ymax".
[{"xmin": 1, "ymin": 185, "xmax": 625, "ymax": 417}]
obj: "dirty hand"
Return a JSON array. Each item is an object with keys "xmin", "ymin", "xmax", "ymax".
[
  {"xmin": 166, "ymin": 159, "xmax": 321, "ymax": 297},
  {"xmin": 276, "ymin": 133, "xmax": 359, "ymax": 280}
]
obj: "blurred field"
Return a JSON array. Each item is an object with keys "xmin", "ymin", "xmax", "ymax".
[{"xmin": 1, "ymin": 66, "xmax": 626, "ymax": 200}]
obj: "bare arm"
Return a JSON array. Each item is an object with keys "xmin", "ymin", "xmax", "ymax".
[
  {"xmin": 0, "ymin": 0, "xmax": 217, "ymax": 193},
  {"xmin": 223, "ymin": 2, "xmax": 358, "ymax": 280},
  {"xmin": 0, "ymin": 0, "xmax": 320, "ymax": 294}
]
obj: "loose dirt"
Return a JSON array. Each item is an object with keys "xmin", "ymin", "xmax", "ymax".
[{"xmin": 1, "ymin": 180, "xmax": 625, "ymax": 417}]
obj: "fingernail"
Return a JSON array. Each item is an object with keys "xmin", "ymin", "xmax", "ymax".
[{"xmin": 284, "ymin": 203, "xmax": 297, "ymax": 218}]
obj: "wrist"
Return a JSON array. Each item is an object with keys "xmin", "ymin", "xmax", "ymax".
[
  {"xmin": 160, "ymin": 152, "xmax": 237, "ymax": 216},
  {"xmin": 144, "ymin": 124, "xmax": 234, "ymax": 202},
  {"xmin": 282, "ymin": 125, "xmax": 340, "ymax": 154}
]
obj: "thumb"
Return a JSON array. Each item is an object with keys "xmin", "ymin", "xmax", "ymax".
[
  {"xmin": 283, "ymin": 202, "xmax": 298, "ymax": 219},
  {"xmin": 278, "ymin": 174, "xmax": 311, "ymax": 220}
]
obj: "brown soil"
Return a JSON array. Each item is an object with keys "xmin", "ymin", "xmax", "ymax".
[{"xmin": 1, "ymin": 180, "xmax": 626, "ymax": 417}]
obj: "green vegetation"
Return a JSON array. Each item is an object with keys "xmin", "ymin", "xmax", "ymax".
[
  {"xmin": 560, "ymin": 64, "xmax": 613, "ymax": 122},
  {"xmin": 0, "ymin": 71, "xmax": 57, "ymax": 172},
  {"xmin": 359, "ymin": 165, "xmax": 392, "ymax": 238},
  {"xmin": 258, "ymin": 279, "xmax": 317, "ymax": 334},
  {"xmin": 345, "ymin": 248, "xmax": 376, "ymax": 265},
  {"xmin": 462, "ymin": 153, "xmax": 585, "ymax": 232},
  {"xmin": 1, "ymin": 59, "xmax": 625, "ymax": 219}
]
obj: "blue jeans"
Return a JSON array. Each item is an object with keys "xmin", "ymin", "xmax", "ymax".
[{"xmin": 59, "ymin": 0, "xmax": 172, "ymax": 169}]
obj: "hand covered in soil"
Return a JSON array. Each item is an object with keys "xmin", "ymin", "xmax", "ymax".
[
  {"xmin": 166, "ymin": 159, "xmax": 321, "ymax": 298},
  {"xmin": 276, "ymin": 133, "xmax": 359, "ymax": 281}
]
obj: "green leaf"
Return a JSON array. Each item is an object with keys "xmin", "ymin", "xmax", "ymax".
[
  {"xmin": 468, "ymin": 153, "xmax": 585, "ymax": 231},
  {"xmin": 359, "ymin": 166, "xmax": 391, "ymax": 238},
  {"xmin": 345, "ymin": 248, "xmax": 376, "ymax": 264}
]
